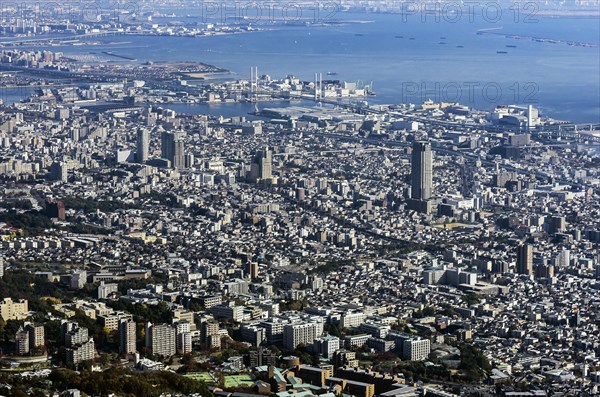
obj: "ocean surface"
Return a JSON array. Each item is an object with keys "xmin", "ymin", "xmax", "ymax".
[{"xmin": 2, "ymin": 11, "xmax": 599, "ymax": 122}]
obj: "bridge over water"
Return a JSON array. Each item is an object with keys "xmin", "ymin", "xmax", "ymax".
[{"xmin": 281, "ymin": 93, "xmax": 600, "ymax": 143}]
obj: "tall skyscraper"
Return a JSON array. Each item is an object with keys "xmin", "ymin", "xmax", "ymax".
[
  {"xmin": 411, "ymin": 141, "xmax": 432, "ymax": 200},
  {"xmin": 161, "ymin": 131, "xmax": 185, "ymax": 169},
  {"xmin": 249, "ymin": 147, "xmax": 272, "ymax": 182},
  {"xmin": 517, "ymin": 243, "xmax": 533, "ymax": 275},
  {"xmin": 119, "ymin": 318, "xmax": 136, "ymax": 355},
  {"xmin": 136, "ymin": 129, "xmax": 149, "ymax": 163}
]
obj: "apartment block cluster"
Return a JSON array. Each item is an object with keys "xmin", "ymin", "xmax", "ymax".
[{"xmin": 0, "ymin": 49, "xmax": 67, "ymax": 69}]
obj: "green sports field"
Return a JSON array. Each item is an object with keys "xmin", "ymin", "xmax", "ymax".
[
  {"xmin": 183, "ymin": 373, "xmax": 253, "ymax": 388},
  {"xmin": 183, "ymin": 372, "xmax": 215, "ymax": 383},
  {"xmin": 224, "ymin": 374, "xmax": 254, "ymax": 388}
]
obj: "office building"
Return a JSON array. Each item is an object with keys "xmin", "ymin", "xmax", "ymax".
[
  {"xmin": 296, "ymin": 366, "xmax": 331, "ymax": 387},
  {"xmin": 314, "ymin": 334, "xmax": 341, "ymax": 358},
  {"xmin": 334, "ymin": 367, "xmax": 405, "ymax": 395},
  {"xmin": 70, "ymin": 270, "xmax": 87, "ymax": 290},
  {"xmin": 240, "ymin": 323, "xmax": 266, "ymax": 347},
  {"xmin": 326, "ymin": 378, "xmax": 375, "ymax": 397},
  {"xmin": 99, "ymin": 312, "xmax": 132, "ymax": 331},
  {"xmin": 332, "ymin": 350, "xmax": 359, "ymax": 370},
  {"xmin": 98, "ymin": 282, "xmax": 118, "ymax": 299},
  {"xmin": 201, "ymin": 321, "xmax": 220, "ymax": 343},
  {"xmin": 211, "ymin": 302, "xmax": 244, "ymax": 321},
  {"xmin": 248, "ymin": 347, "xmax": 277, "ymax": 368},
  {"xmin": 173, "ymin": 309, "xmax": 196, "ymax": 331}
]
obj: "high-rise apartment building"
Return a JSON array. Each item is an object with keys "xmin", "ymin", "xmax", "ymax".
[
  {"xmin": 161, "ymin": 131, "xmax": 185, "ymax": 169},
  {"xmin": 136, "ymin": 129, "xmax": 149, "ymax": 163},
  {"xmin": 402, "ymin": 338, "xmax": 431, "ymax": 361},
  {"xmin": 119, "ymin": 318, "xmax": 136, "ymax": 355},
  {"xmin": 249, "ymin": 147, "xmax": 272, "ymax": 182},
  {"xmin": 283, "ymin": 322, "xmax": 323, "ymax": 350},
  {"xmin": 517, "ymin": 243, "xmax": 533, "ymax": 275},
  {"xmin": 15, "ymin": 326, "xmax": 30, "ymax": 355},
  {"xmin": 0, "ymin": 298, "xmax": 28, "ymax": 321},
  {"xmin": 50, "ymin": 161, "xmax": 68, "ymax": 182},
  {"xmin": 145, "ymin": 322, "xmax": 176, "ymax": 357},
  {"xmin": 411, "ymin": 141, "xmax": 433, "ymax": 200},
  {"xmin": 25, "ymin": 322, "xmax": 45, "ymax": 349},
  {"xmin": 66, "ymin": 338, "xmax": 96, "ymax": 366}
]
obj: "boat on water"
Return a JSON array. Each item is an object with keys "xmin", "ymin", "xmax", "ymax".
[
  {"xmin": 497, "ymin": 51, "xmax": 508, "ymax": 54},
  {"xmin": 506, "ymin": 45, "xmax": 517, "ymax": 48},
  {"xmin": 327, "ymin": 72, "xmax": 338, "ymax": 76},
  {"xmin": 395, "ymin": 35, "xmax": 403, "ymax": 38},
  {"xmin": 438, "ymin": 42, "xmax": 446, "ymax": 45},
  {"xmin": 409, "ymin": 37, "xmax": 415, "ymax": 40},
  {"xmin": 456, "ymin": 45, "xmax": 464, "ymax": 48},
  {"xmin": 355, "ymin": 33, "xmax": 364, "ymax": 37}
]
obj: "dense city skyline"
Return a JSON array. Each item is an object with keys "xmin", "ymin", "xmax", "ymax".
[{"xmin": 0, "ymin": 2, "xmax": 598, "ymax": 397}]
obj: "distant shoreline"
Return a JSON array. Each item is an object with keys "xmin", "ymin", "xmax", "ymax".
[
  {"xmin": 350, "ymin": 9, "xmax": 600, "ymax": 18},
  {"xmin": 537, "ymin": 10, "xmax": 600, "ymax": 17}
]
